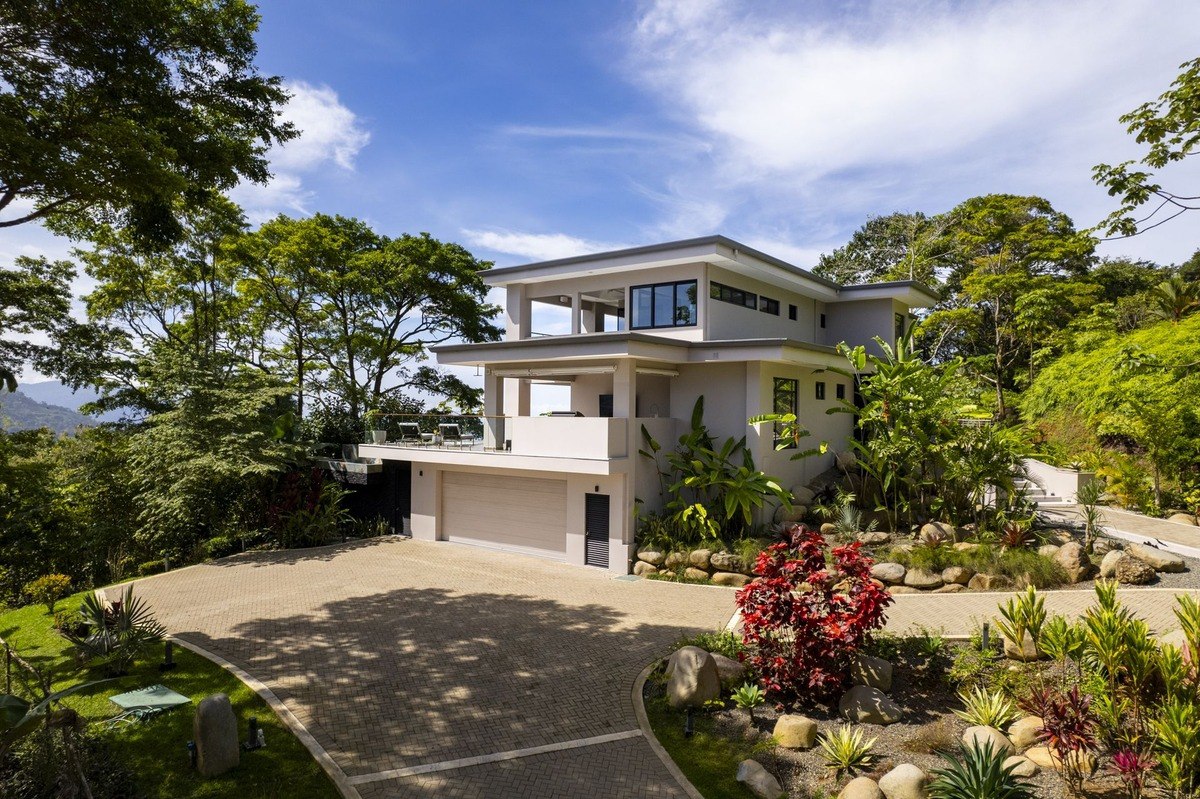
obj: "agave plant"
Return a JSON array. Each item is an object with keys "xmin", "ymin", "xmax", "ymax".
[
  {"xmin": 63, "ymin": 584, "xmax": 166, "ymax": 675},
  {"xmin": 929, "ymin": 740, "xmax": 1034, "ymax": 799},
  {"xmin": 954, "ymin": 686, "xmax": 1019, "ymax": 729},
  {"xmin": 732, "ymin": 682, "xmax": 765, "ymax": 722},
  {"xmin": 818, "ymin": 724, "xmax": 877, "ymax": 777}
]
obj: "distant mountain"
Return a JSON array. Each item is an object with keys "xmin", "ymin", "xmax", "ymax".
[
  {"xmin": 18, "ymin": 380, "xmax": 124, "ymax": 423},
  {"xmin": 0, "ymin": 390, "xmax": 96, "ymax": 434}
]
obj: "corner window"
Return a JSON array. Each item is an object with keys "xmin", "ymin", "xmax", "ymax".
[
  {"xmin": 788, "ymin": 304, "xmax": 797, "ymax": 321},
  {"xmin": 820, "ymin": 313, "xmax": 826, "ymax": 328},
  {"xmin": 631, "ymin": 280, "xmax": 697, "ymax": 329},
  {"xmin": 815, "ymin": 381, "xmax": 826, "ymax": 401},
  {"xmin": 895, "ymin": 313, "xmax": 906, "ymax": 340},
  {"xmin": 710, "ymin": 281, "xmax": 757, "ymax": 310},
  {"xmin": 773, "ymin": 378, "xmax": 798, "ymax": 448},
  {"xmin": 759, "ymin": 296, "xmax": 780, "ymax": 315},
  {"xmin": 836, "ymin": 383, "xmax": 845, "ymax": 400}
]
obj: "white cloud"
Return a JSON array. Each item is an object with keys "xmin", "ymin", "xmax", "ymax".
[{"xmin": 461, "ymin": 229, "xmax": 624, "ymax": 262}]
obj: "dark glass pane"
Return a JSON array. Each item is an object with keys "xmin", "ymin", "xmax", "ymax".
[
  {"xmin": 710, "ymin": 282, "xmax": 721, "ymax": 300},
  {"xmin": 653, "ymin": 284, "xmax": 674, "ymax": 327},
  {"xmin": 632, "ymin": 287, "xmax": 653, "ymax": 328},
  {"xmin": 675, "ymin": 281, "xmax": 697, "ymax": 325}
]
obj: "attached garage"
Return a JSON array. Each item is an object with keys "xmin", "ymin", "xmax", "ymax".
[{"xmin": 441, "ymin": 471, "xmax": 568, "ymax": 558}]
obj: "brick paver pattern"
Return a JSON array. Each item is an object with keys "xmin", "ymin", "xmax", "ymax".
[{"xmin": 134, "ymin": 539, "xmax": 735, "ymax": 798}]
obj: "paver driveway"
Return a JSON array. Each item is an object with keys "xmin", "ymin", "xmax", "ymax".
[{"xmin": 134, "ymin": 538, "xmax": 736, "ymax": 798}]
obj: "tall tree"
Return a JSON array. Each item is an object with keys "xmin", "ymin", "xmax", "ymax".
[
  {"xmin": 1093, "ymin": 56, "xmax": 1200, "ymax": 237},
  {"xmin": 0, "ymin": 0, "xmax": 295, "ymax": 244},
  {"xmin": 0, "ymin": 256, "xmax": 76, "ymax": 390},
  {"xmin": 815, "ymin": 211, "xmax": 953, "ymax": 287}
]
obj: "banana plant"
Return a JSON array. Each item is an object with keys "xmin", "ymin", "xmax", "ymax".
[{"xmin": 0, "ymin": 679, "xmax": 112, "ymax": 757}]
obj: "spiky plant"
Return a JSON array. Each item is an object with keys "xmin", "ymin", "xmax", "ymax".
[
  {"xmin": 63, "ymin": 584, "xmax": 166, "ymax": 675},
  {"xmin": 818, "ymin": 725, "xmax": 877, "ymax": 777},
  {"xmin": 954, "ymin": 686, "xmax": 1019, "ymax": 729},
  {"xmin": 732, "ymin": 682, "xmax": 765, "ymax": 722},
  {"xmin": 995, "ymin": 586, "xmax": 1046, "ymax": 657},
  {"xmin": 929, "ymin": 740, "xmax": 1034, "ymax": 799}
]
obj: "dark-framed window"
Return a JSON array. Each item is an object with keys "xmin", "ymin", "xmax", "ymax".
[
  {"xmin": 788, "ymin": 304, "xmax": 797, "ymax": 321},
  {"xmin": 709, "ymin": 280, "xmax": 757, "ymax": 310},
  {"xmin": 630, "ymin": 280, "xmax": 697, "ymax": 329},
  {"xmin": 773, "ymin": 377, "xmax": 798, "ymax": 448},
  {"xmin": 760, "ymin": 296, "xmax": 780, "ymax": 315},
  {"xmin": 836, "ymin": 383, "xmax": 845, "ymax": 400},
  {"xmin": 895, "ymin": 312, "xmax": 906, "ymax": 340},
  {"xmin": 815, "ymin": 381, "xmax": 826, "ymax": 400},
  {"xmin": 819, "ymin": 312, "xmax": 826, "ymax": 328}
]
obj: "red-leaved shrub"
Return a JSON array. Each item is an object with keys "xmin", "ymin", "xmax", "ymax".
[{"xmin": 735, "ymin": 524, "xmax": 893, "ymax": 704}]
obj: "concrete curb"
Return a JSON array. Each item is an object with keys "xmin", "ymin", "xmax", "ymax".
[
  {"xmin": 167, "ymin": 635, "xmax": 361, "ymax": 799},
  {"xmin": 632, "ymin": 661, "xmax": 707, "ymax": 799}
]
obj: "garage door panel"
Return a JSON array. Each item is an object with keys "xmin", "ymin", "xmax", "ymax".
[{"xmin": 442, "ymin": 472, "xmax": 567, "ymax": 555}]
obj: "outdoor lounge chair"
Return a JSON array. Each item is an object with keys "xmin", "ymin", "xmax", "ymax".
[
  {"xmin": 438, "ymin": 423, "xmax": 476, "ymax": 447},
  {"xmin": 397, "ymin": 422, "xmax": 423, "ymax": 445}
]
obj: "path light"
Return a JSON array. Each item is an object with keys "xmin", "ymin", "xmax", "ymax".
[
  {"xmin": 684, "ymin": 707, "xmax": 694, "ymax": 739},
  {"xmin": 245, "ymin": 717, "xmax": 262, "ymax": 750},
  {"xmin": 159, "ymin": 640, "xmax": 177, "ymax": 671},
  {"xmin": 981, "ymin": 622, "xmax": 990, "ymax": 652}
]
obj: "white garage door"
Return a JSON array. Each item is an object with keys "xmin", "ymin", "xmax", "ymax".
[{"xmin": 442, "ymin": 472, "xmax": 568, "ymax": 558}]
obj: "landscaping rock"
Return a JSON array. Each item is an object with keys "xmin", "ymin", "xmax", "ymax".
[
  {"xmin": 1093, "ymin": 538, "xmax": 1122, "ymax": 556},
  {"xmin": 665, "ymin": 552, "xmax": 687, "ymax": 569},
  {"xmin": 904, "ymin": 568, "xmax": 943, "ymax": 590},
  {"xmin": 773, "ymin": 714, "xmax": 818, "ymax": 749},
  {"xmin": 637, "ymin": 548, "xmax": 666, "ymax": 566},
  {"xmin": 1025, "ymin": 746, "xmax": 1056, "ymax": 768},
  {"xmin": 194, "ymin": 693, "xmax": 240, "ymax": 778},
  {"xmin": 1037, "ymin": 544, "xmax": 1061, "ymax": 558},
  {"xmin": 836, "ymin": 450, "xmax": 857, "ymax": 471},
  {"xmin": 859, "ymin": 532, "xmax": 892, "ymax": 545},
  {"xmin": 888, "ymin": 585, "xmax": 921, "ymax": 594},
  {"xmin": 968, "ymin": 573, "xmax": 1013, "ymax": 591},
  {"xmin": 1047, "ymin": 529, "xmax": 1075, "ymax": 545},
  {"xmin": 666, "ymin": 646, "xmax": 721, "ymax": 708},
  {"xmin": 710, "ymin": 552, "xmax": 742, "ymax": 572},
  {"xmin": 871, "ymin": 563, "xmax": 907, "ymax": 585},
  {"xmin": 1004, "ymin": 755, "xmax": 1039, "ymax": 778},
  {"xmin": 839, "ymin": 685, "xmax": 903, "ymax": 724},
  {"xmin": 1167, "ymin": 513, "xmax": 1198, "ymax": 526},
  {"xmin": 933, "ymin": 584, "xmax": 966, "ymax": 593},
  {"xmin": 711, "ymin": 571, "xmax": 752, "ymax": 587},
  {"xmin": 736, "ymin": 759, "xmax": 785, "ymax": 799},
  {"xmin": 1099, "ymin": 550, "xmax": 1124, "ymax": 578},
  {"xmin": 710, "ymin": 653, "xmax": 746, "ymax": 687},
  {"xmin": 632, "ymin": 561, "xmax": 658, "ymax": 577},
  {"xmin": 942, "ymin": 566, "xmax": 974, "ymax": 585},
  {"xmin": 790, "ymin": 486, "xmax": 817, "ymax": 505},
  {"xmin": 840, "ymin": 777, "xmax": 885, "ymax": 799},
  {"xmin": 963, "ymin": 725, "xmax": 1016, "ymax": 756},
  {"xmin": 774, "ymin": 504, "xmax": 808, "ymax": 524},
  {"xmin": 850, "ymin": 654, "xmax": 893, "ymax": 692},
  {"xmin": 689, "ymin": 549, "xmax": 713, "ymax": 569},
  {"xmin": 1116, "ymin": 555, "xmax": 1157, "ymax": 585},
  {"xmin": 878, "ymin": 763, "xmax": 928, "ymax": 799},
  {"xmin": 1004, "ymin": 632, "xmax": 1041, "ymax": 662},
  {"xmin": 1053, "ymin": 541, "xmax": 1095, "ymax": 583},
  {"xmin": 1008, "ymin": 716, "xmax": 1044, "ymax": 750},
  {"xmin": 684, "ymin": 567, "xmax": 711, "ymax": 581},
  {"xmin": 820, "ymin": 522, "xmax": 838, "ymax": 536},
  {"xmin": 919, "ymin": 521, "xmax": 958, "ymax": 544},
  {"xmin": 953, "ymin": 542, "xmax": 981, "ymax": 552},
  {"xmin": 1127, "ymin": 543, "xmax": 1187, "ymax": 573}
]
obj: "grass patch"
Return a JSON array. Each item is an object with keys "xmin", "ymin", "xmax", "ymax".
[
  {"xmin": 0, "ymin": 591, "xmax": 339, "ymax": 799},
  {"xmin": 878, "ymin": 544, "xmax": 1067, "ymax": 588},
  {"xmin": 644, "ymin": 683, "xmax": 758, "ymax": 798}
]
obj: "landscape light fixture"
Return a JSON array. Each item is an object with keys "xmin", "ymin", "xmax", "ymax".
[
  {"xmin": 684, "ymin": 707, "xmax": 694, "ymax": 738},
  {"xmin": 159, "ymin": 640, "xmax": 177, "ymax": 671}
]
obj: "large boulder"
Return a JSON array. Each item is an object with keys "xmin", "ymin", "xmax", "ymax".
[
  {"xmin": 859, "ymin": 532, "xmax": 892, "ymax": 545},
  {"xmin": 942, "ymin": 566, "xmax": 974, "ymax": 586},
  {"xmin": 878, "ymin": 764, "xmax": 929, "ymax": 799},
  {"xmin": 736, "ymin": 759, "xmax": 785, "ymax": 799},
  {"xmin": 689, "ymin": 549, "xmax": 713, "ymax": 569},
  {"xmin": 871, "ymin": 563, "xmax": 907, "ymax": 585},
  {"xmin": 919, "ymin": 522, "xmax": 958, "ymax": 544},
  {"xmin": 904, "ymin": 568, "xmax": 944, "ymax": 590},
  {"xmin": 710, "ymin": 552, "xmax": 742, "ymax": 573},
  {"xmin": 1167, "ymin": 513, "xmax": 1198, "ymax": 526},
  {"xmin": 968, "ymin": 573, "xmax": 1013, "ymax": 591},
  {"xmin": 666, "ymin": 646, "xmax": 721, "ymax": 708},
  {"xmin": 963, "ymin": 725, "xmax": 1016, "ymax": 756},
  {"xmin": 1037, "ymin": 544, "xmax": 1061, "ymax": 558},
  {"xmin": 632, "ymin": 561, "xmax": 658, "ymax": 577},
  {"xmin": 1093, "ymin": 538, "xmax": 1122, "ymax": 556},
  {"xmin": 1007, "ymin": 716, "xmax": 1044, "ymax": 750},
  {"xmin": 954, "ymin": 542, "xmax": 982, "ymax": 552},
  {"xmin": 840, "ymin": 777, "xmax": 885, "ymax": 799},
  {"xmin": 637, "ymin": 548, "xmax": 666, "ymax": 566},
  {"xmin": 194, "ymin": 693, "xmax": 240, "ymax": 778},
  {"xmin": 710, "ymin": 653, "xmax": 746, "ymax": 687},
  {"xmin": 820, "ymin": 522, "xmax": 838, "ymax": 536},
  {"xmin": 1099, "ymin": 550, "xmax": 1124, "ymax": 578},
  {"xmin": 1116, "ymin": 555, "xmax": 1157, "ymax": 585},
  {"xmin": 1004, "ymin": 632, "xmax": 1041, "ymax": 662},
  {"xmin": 711, "ymin": 571, "xmax": 752, "ymax": 587},
  {"xmin": 790, "ymin": 486, "xmax": 817, "ymax": 506},
  {"xmin": 664, "ymin": 551, "xmax": 688, "ymax": 569},
  {"xmin": 774, "ymin": 504, "xmax": 808, "ymax": 524},
  {"xmin": 1053, "ymin": 541, "xmax": 1095, "ymax": 583},
  {"xmin": 1127, "ymin": 543, "xmax": 1187, "ymax": 573},
  {"xmin": 1004, "ymin": 755, "xmax": 1039, "ymax": 778},
  {"xmin": 1024, "ymin": 746, "xmax": 1056, "ymax": 768},
  {"xmin": 933, "ymin": 584, "xmax": 966, "ymax": 593},
  {"xmin": 773, "ymin": 714, "xmax": 818, "ymax": 749},
  {"xmin": 839, "ymin": 685, "xmax": 903, "ymax": 724},
  {"xmin": 850, "ymin": 654, "xmax": 894, "ymax": 692}
]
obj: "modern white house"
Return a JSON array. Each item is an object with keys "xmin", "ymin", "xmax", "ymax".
[{"xmin": 357, "ymin": 236, "xmax": 938, "ymax": 573}]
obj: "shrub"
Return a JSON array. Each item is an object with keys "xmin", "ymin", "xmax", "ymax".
[
  {"xmin": 818, "ymin": 724, "xmax": 877, "ymax": 777},
  {"xmin": 674, "ymin": 629, "xmax": 743, "ymax": 661},
  {"xmin": 954, "ymin": 686, "xmax": 1019, "ymax": 728},
  {"xmin": 732, "ymin": 683, "xmax": 765, "ymax": 721},
  {"xmin": 62, "ymin": 584, "xmax": 166, "ymax": 676},
  {"xmin": 22, "ymin": 574, "xmax": 72, "ymax": 614},
  {"xmin": 1020, "ymin": 686, "xmax": 1097, "ymax": 796},
  {"xmin": 203, "ymin": 535, "xmax": 240, "ymax": 559},
  {"xmin": 928, "ymin": 741, "xmax": 1033, "ymax": 799},
  {"xmin": 736, "ymin": 524, "xmax": 892, "ymax": 703},
  {"xmin": 136, "ymin": 560, "xmax": 166, "ymax": 576}
]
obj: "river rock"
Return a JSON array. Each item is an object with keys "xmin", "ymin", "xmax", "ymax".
[
  {"xmin": 919, "ymin": 521, "xmax": 957, "ymax": 544},
  {"xmin": 878, "ymin": 763, "xmax": 928, "ymax": 799},
  {"xmin": 954, "ymin": 542, "xmax": 981, "ymax": 552},
  {"xmin": 1167, "ymin": 513, "xmax": 1198, "ymax": 526},
  {"xmin": 888, "ymin": 585, "xmax": 921, "ymax": 594},
  {"xmin": 1008, "ymin": 716, "xmax": 1044, "ymax": 750},
  {"xmin": 710, "ymin": 653, "xmax": 746, "ymax": 687},
  {"xmin": 839, "ymin": 685, "xmax": 903, "ymax": 724},
  {"xmin": 633, "ymin": 561, "xmax": 658, "ymax": 576},
  {"xmin": 933, "ymin": 584, "xmax": 966, "ymax": 593},
  {"xmin": 850, "ymin": 654, "xmax": 893, "ymax": 691},
  {"xmin": 871, "ymin": 563, "xmax": 907, "ymax": 584},
  {"xmin": 963, "ymin": 725, "xmax": 1016, "ymax": 756},
  {"xmin": 1004, "ymin": 755, "xmax": 1039, "ymax": 778},
  {"xmin": 1053, "ymin": 541, "xmax": 1095, "ymax": 583},
  {"xmin": 1037, "ymin": 544, "xmax": 1061, "ymax": 558},
  {"xmin": 942, "ymin": 566, "xmax": 974, "ymax": 585},
  {"xmin": 1025, "ymin": 746, "xmax": 1056, "ymax": 768},
  {"xmin": 665, "ymin": 551, "xmax": 687, "ymax": 569},
  {"xmin": 773, "ymin": 714, "xmax": 818, "ymax": 749},
  {"xmin": 637, "ymin": 548, "xmax": 666, "ymax": 566},
  {"xmin": 736, "ymin": 759, "xmax": 785, "ymax": 799},
  {"xmin": 840, "ymin": 777, "xmax": 885, "ymax": 799},
  {"xmin": 968, "ymin": 573, "xmax": 1013, "ymax": 591},
  {"xmin": 666, "ymin": 646, "xmax": 721, "ymax": 708},
  {"xmin": 711, "ymin": 571, "xmax": 752, "ymax": 587},
  {"xmin": 904, "ymin": 568, "xmax": 943, "ymax": 589},
  {"xmin": 689, "ymin": 549, "xmax": 713, "ymax": 569},
  {"xmin": 1127, "ymin": 543, "xmax": 1186, "ymax": 573},
  {"xmin": 1099, "ymin": 550, "xmax": 1124, "ymax": 578},
  {"xmin": 194, "ymin": 694, "xmax": 240, "ymax": 777},
  {"xmin": 710, "ymin": 552, "xmax": 742, "ymax": 572},
  {"xmin": 1093, "ymin": 538, "xmax": 1122, "ymax": 556},
  {"xmin": 858, "ymin": 532, "xmax": 892, "ymax": 545},
  {"xmin": 1116, "ymin": 555, "xmax": 1157, "ymax": 585},
  {"xmin": 820, "ymin": 522, "xmax": 838, "ymax": 536},
  {"xmin": 1004, "ymin": 632, "xmax": 1041, "ymax": 662},
  {"xmin": 684, "ymin": 567, "xmax": 710, "ymax": 581}
]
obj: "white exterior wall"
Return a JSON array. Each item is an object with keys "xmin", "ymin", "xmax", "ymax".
[
  {"xmin": 705, "ymin": 264, "xmax": 827, "ymax": 342},
  {"xmin": 824, "ymin": 298, "xmax": 896, "ymax": 354}
]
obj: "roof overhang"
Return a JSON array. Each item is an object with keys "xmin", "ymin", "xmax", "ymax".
[{"xmin": 837, "ymin": 281, "xmax": 941, "ymax": 307}]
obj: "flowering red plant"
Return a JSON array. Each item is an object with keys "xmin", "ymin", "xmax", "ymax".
[{"xmin": 735, "ymin": 523, "xmax": 893, "ymax": 704}]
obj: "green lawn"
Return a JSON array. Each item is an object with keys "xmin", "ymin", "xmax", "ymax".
[{"xmin": 0, "ymin": 592, "xmax": 340, "ymax": 799}]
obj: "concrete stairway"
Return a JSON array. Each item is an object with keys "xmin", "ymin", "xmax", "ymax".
[{"xmin": 1015, "ymin": 477, "xmax": 1072, "ymax": 507}]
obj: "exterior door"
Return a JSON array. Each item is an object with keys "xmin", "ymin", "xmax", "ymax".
[{"xmin": 584, "ymin": 493, "xmax": 610, "ymax": 568}]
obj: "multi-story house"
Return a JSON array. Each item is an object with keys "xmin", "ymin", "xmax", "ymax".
[{"xmin": 357, "ymin": 236, "xmax": 938, "ymax": 573}]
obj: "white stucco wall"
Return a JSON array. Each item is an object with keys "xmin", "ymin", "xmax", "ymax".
[
  {"xmin": 824, "ymin": 298, "xmax": 899, "ymax": 354},
  {"xmin": 704, "ymin": 264, "xmax": 827, "ymax": 342}
]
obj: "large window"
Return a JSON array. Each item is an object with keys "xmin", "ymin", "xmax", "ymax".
[
  {"xmin": 710, "ymin": 280, "xmax": 757, "ymax": 310},
  {"xmin": 773, "ymin": 377, "xmax": 798, "ymax": 448},
  {"xmin": 631, "ymin": 280, "xmax": 697, "ymax": 329}
]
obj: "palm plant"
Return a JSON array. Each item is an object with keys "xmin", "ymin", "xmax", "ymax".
[
  {"xmin": 1075, "ymin": 479, "xmax": 1105, "ymax": 553},
  {"xmin": 63, "ymin": 584, "xmax": 166, "ymax": 675},
  {"xmin": 1149, "ymin": 276, "xmax": 1200, "ymax": 323},
  {"xmin": 929, "ymin": 741, "xmax": 1034, "ymax": 799},
  {"xmin": 818, "ymin": 724, "xmax": 877, "ymax": 777}
]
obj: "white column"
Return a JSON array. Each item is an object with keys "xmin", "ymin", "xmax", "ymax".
[
  {"xmin": 570, "ymin": 292, "xmax": 581, "ymax": 335},
  {"xmin": 505, "ymin": 284, "xmax": 531, "ymax": 341},
  {"xmin": 483, "ymin": 369, "xmax": 505, "ymax": 449}
]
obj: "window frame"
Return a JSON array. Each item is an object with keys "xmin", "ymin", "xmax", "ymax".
[
  {"xmin": 788, "ymin": 304, "xmax": 797, "ymax": 321},
  {"xmin": 759, "ymin": 296, "xmax": 780, "ymax": 316},
  {"xmin": 836, "ymin": 383, "xmax": 845, "ymax": 400},
  {"xmin": 710, "ymin": 280, "xmax": 758, "ymax": 310},
  {"xmin": 815, "ymin": 381, "xmax": 826, "ymax": 401},
  {"xmin": 819, "ymin": 312, "xmax": 826, "ymax": 329},
  {"xmin": 630, "ymin": 279, "xmax": 698, "ymax": 329},
  {"xmin": 772, "ymin": 377, "xmax": 798, "ymax": 449}
]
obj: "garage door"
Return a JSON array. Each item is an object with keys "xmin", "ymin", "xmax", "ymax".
[{"xmin": 442, "ymin": 472, "xmax": 568, "ymax": 558}]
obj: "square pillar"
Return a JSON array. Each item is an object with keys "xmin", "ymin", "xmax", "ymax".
[
  {"xmin": 505, "ymin": 284, "xmax": 531, "ymax": 341},
  {"xmin": 570, "ymin": 292, "xmax": 582, "ymax": 335},
  {"xmin": 483, "ymin": 369, "xmax": 505, "ymax": 449},
  {"xmin": 581, "ymin": 300, "xmax": 597, "ymax": 333}
]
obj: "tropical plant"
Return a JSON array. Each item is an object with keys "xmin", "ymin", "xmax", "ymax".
[
  {"xmin": 737, "ymin": 525, "xmax": 892, "ymax": 702},
  {"xmin": 1020, "ymin": 686, "xmax": 1097, "ymax": 796},
  {"xmin": 929, "ymin": 741, "xmax": 1033, "ymax": 799},
  {"xmin": 1109, "ymin": 749, "xmax": 1156, "ymax": 799},
  {"xmin": 1148, "ymin": 276, "xmax": 1200, "ymax": 323},
  {"xmin": 995, "ymin": 586, "xmax": 1047, "ymax": 660},
  {"xmin": 1075, "ymin": 478, "xmax": 1105, "ymax": 553},
  {"xmin": 954, "ymin": 686, "xmax": 1019, "ymax": 729},
  {"xmin": 62, "ymin": 584, "xmax": 166, "ymax": 675},
  {"xmin": 817, "ymin": 724, "xmax": 877, "ymax": 777},
  {"xmin": 0, "ymin": 680, "xmax": 113, "ymax": 758},
  {"xmin": 1152, "ymin": 696, "xmax": 1200, "ymax": 799},
  {"xmin": 22, "ymin": 574, "xmax": 72, "ymax": 614},
  {"xmin": 1038, "ymin": 616, "xmax": 1085, "ymax": 688},
  {"xmin": 732, "ymin": 682, "xmax": 765, "ymax": 722}
]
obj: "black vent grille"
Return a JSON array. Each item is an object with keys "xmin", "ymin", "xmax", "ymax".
[{"xmin": 584, "ymin": 493, "xmax": 610, "ymax": 568}]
